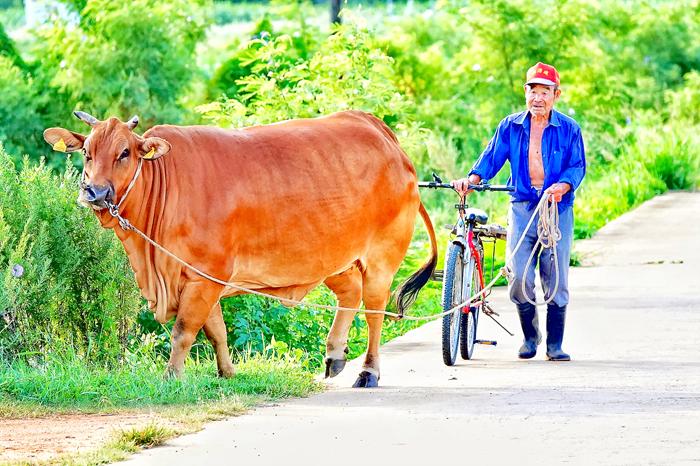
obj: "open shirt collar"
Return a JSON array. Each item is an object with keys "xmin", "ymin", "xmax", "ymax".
[{"xmin": 514, "ymin": 109, "xmax": 562, "ymax": 128}]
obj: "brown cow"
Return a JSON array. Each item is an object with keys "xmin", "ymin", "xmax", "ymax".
[{"xmin": 43, "ymin": 110, "xmax": 437, "ymax": 388}]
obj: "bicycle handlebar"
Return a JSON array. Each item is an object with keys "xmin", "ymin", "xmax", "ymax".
[{"xmin": 417, "ymin": 181, "xmax": 514, "ymax": 192}]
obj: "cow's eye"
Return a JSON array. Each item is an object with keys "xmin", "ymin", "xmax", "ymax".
[
  {"xmin": 119, "ymin": 148, "xmax": 130, "ymax": 160},
  {"xmin": 82, "ymin": 149, "xmax": 91, "ymax": 161}
]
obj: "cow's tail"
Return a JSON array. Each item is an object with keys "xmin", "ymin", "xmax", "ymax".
[{"xmin": 391, "ymin": 201, "xmax": 438, "ymax": 317}]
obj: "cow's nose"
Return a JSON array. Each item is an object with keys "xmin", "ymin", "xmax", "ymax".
[{"xmin": 83, "ymin": 184, "xmax": 112, "ymax": 206}]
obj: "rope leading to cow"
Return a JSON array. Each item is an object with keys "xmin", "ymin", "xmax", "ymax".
[{"xmin": 106, "ymin": 171, "xmax": 558, "ymax": 321}]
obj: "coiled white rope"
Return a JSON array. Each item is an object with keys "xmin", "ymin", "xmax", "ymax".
[{"xmin": 508, "ymin": 193, "xmax": 561, "ymax": 306}]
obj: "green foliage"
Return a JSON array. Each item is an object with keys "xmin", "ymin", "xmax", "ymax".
[
  {"xmin": 0, "ymin": 3, "xmax": 24, "ymax": 30},
  {"xmin": 0, "ymin": 20, "xmax": 24, "ymax": 69},
  {"xmin": 205, "ymin": 16, "xmax": 275, "ymax": 101},
  {"xmin": 1, "ymin": 0, "xmax": 212, "ymax": 166},
  {"xmin": 0, "ymin": 0, "xmax": 21, "ymax": 8},
  {"xmin": 206, "ymin": 1, "xmax": 272, "ymax": 26},
  {"xmin": 664, "ymin": 71, "xmax": 700, "ymax": 125},
  {"xmin": 221, "ymin": 291, "xmax": 337, "ymax": 364},
  {"xmin": 0, "ymin": 57, "xmax": 45, "ymax": 162},
  {"xmin": 197, "ymin": 15, "xmax": 425, "ymax": 152},
  {"xmin": 34, "ymin": 0, "xmax": 209, "ymax": 128},
  {"xmin": 0, "ymin": 145, "xmax": 141, "ymax": 362},
  {"xmin": 574, "ymin": 124, "xmax": 700, "ymax": 238},
  {"xmin": 206, "ymin": 4, "xmax": 321, "ymax": 102}
]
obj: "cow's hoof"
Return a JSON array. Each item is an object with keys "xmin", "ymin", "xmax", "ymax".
[
  {"xmin": 352, "ymin": 371, "xmax": 378, "ymax": 388},
  {"xmin": 163, "ymin": 365, "xmax": 181, "ymax": 380},
  {"xmin": 324, "ymin": 357, "xmax": 347, "ymax": 378},
  {"xmin": 218, "ymin": 365, "xmax": 236, "ymax": 378}
]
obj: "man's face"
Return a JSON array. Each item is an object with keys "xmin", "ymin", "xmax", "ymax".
[{"xmin": 525, "ymin": 84, "xmax": 561, "ymax": 117}]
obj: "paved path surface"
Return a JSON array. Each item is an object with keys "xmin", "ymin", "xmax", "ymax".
[{"xmin": 119, "ymin": 192, "xmax": 700, "ymax": 466}]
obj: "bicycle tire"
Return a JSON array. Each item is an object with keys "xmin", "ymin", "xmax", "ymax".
[
  {"xmin": 441, "ymin": 242, "xmax": 465, "ymax": 366},
  {"xmin": 460, "ymin": 243, "xmax": 483, "ymax": 360}
]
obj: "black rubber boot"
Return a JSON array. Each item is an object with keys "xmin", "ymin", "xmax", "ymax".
[
  {"xmin": 546, "ymin": 304, "xmax": 570, "ymax": 361},
  {"xmin": 517, "ymin": 303, "xmax": 541, "ymax": 359}
]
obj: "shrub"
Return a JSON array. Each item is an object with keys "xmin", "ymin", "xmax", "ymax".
[{"xmin": 0, "ymin": 145, "xmax": 141, "ymax": 362}]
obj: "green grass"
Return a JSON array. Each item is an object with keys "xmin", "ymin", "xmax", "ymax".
[
  {"xmin": 0, "ymin": 349, "xmax": 321, "ymax": 416},
  {"xmin": 116, "ymin": 421, "xmax": 175, "ymax": 448}
]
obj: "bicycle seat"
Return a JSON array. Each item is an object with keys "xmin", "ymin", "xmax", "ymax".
[{"xmin": 465, "ymin": 208, "xmax": 488, "ymax": 225}]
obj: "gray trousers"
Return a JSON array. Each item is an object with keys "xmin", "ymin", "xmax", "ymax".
[{"xmin": 506, "ymin": 201, "xmax": 573, "ymax": 307}]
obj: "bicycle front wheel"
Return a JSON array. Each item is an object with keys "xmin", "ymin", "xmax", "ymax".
[
  {"xmin": 441, "ymin": 242, "xmax": 465, "ymax": 366},
  {"xmin": 460, "ymin": 245, "xmax": 483, "ymax": 360}
]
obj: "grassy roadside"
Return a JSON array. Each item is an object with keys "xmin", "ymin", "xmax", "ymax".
[{"xmin": 0, "ymin": 348, "xmax": 322, "ymax": 466}]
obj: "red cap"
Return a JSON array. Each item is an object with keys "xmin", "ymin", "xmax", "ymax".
[{"xmin": 525, "ymin": 62, "xmax": 560, "ymax": 88}]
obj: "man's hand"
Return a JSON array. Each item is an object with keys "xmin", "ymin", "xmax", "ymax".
[
  {"xmin": 546, "ymin": 182, "xmax": 571, "ymax": 202},
  {"xmin": 451, "ymin": 174, "xmax": 481, "ymax": 194}
]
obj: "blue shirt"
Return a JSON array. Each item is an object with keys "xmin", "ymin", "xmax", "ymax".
[{"xmin": 469, "ymin": 109, "xmax": 586, "ymax": 210}]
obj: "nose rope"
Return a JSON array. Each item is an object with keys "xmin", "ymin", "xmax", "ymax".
[{"xmin": 107, "ymin": 158, "xmax": 143, "ymax": 228}]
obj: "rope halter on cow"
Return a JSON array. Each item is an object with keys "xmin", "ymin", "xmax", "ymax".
[{"xmin": 107, "ymin": 158, "xmax": 143, "ymax": 231}]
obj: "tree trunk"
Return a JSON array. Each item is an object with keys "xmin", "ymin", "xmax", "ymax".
[{"xmin": 331, "ymin": 0, "xmax": 342, "ymax": 24}]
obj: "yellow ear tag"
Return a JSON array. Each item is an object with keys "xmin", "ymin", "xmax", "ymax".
[
  {"xmin": 53, "ymin": 139, "xmax": 67, "ymax": 153},
  {"xmin": 144, "ymin": 148, "xmax": 155, "ymax": 159}
]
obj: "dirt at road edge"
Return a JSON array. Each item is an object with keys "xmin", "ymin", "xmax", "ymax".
[{"xmin": 0, "ymin": 413, "xmax": 162, "ymax": 463}]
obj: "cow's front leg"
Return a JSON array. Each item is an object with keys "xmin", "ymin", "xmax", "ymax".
[
  {"xmin": 166, "ymin": 280, "xmax": 223, "ymax": 378},
  {"xmin": 203, "ymin": 302, "xmax": 236, "ymax": 378},
  {"xmin": 323, "ymin": 267, "xmax": 363, "ymax": 378}
]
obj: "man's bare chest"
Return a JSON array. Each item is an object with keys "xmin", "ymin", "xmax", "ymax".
[{"xmin": 529, "ymin": 125, "xmax": 545, "ymax": 155}]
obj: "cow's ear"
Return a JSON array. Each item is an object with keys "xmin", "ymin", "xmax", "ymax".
[
  {"xmin": 139, "ymin": 137, "xmax": 171, "ymax": 160},
  {"xmin": 43, "ymin": 128, "xmax": 86, "ymax": 153}
]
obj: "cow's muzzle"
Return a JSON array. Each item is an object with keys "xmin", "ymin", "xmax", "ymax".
[{"xmin": 79, "ymin": 184, "xmax": 113, "ymax": 210}]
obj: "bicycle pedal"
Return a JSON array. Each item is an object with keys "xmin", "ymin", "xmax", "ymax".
[{"xmin": 475, "ymin": 340, "xmax": 497, "ymax": 346}]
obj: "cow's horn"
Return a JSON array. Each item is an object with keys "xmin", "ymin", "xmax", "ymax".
[
  {"xmin": 126, "ymin": 115, "xmax": 139, "ymax": 130},
  {"xmin": 73, "ymin": 111, "xmax": 100, "ymax": 128}
]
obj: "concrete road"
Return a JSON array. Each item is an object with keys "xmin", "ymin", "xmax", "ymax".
[{"xmin": 119, "ymin": 192, "xmax": 700, "ymax": 466}]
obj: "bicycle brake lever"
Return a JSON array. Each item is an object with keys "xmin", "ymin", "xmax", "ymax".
[{"xmin": 432, "ymin": 172, "xmax": 443, "ymax": 184}]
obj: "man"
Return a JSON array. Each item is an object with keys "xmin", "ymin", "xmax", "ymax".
[{"xmin": 451, "ymin": 62, "xmax": 586, "ymax": 361}]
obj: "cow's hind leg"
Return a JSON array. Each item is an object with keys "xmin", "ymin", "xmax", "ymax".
[
  {"xmin": 203, "ymin": 302, "xmax": 236, "ymax": 378},
  {"xmin": 323, "ymin": 265, "xmax": 363, "ymax": 378},
  {"xmin": 166, "ymin": 280, "xmax": 223, "ymax": 378},
  {"xmin": 353, "ymin": 271, "xmax": 393, "ymax": 388}
]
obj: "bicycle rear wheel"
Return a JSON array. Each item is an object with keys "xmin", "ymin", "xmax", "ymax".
[
  {"xmin": 460, "ymin": 244, "xmax": 483, "ymax": 360},
  {"xmin": 441, "ymin": 242, "xmax": 465, "ymax": 366}
]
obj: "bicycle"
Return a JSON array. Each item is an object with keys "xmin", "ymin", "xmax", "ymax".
[{"xmin": 418, "ymin": 174, "xmax": 515, "ymax": 366}]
